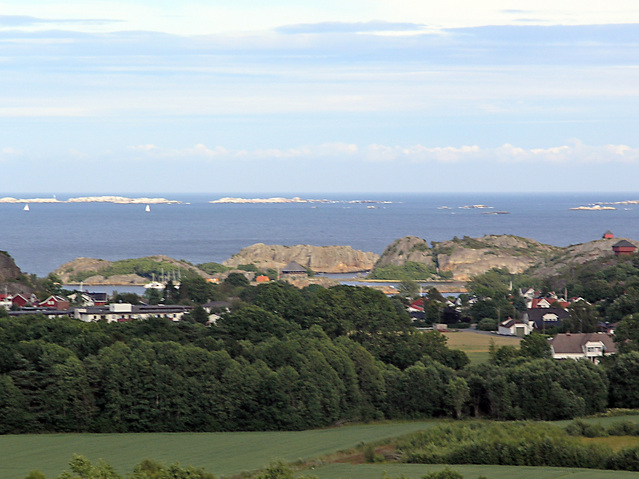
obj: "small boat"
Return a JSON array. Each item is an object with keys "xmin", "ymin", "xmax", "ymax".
[
  {"xmin": 145, "ymin": 205, "xmax": 151, "ymax": 212},
  {"xmin": 23, "ymin": 204, "xmax": 29, "ymax": 211}
]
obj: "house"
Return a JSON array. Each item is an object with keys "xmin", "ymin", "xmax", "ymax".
[
  {"xmin": 88, "ymin": 292, "xmax": 108, "ymax": 306},
  {"xmin": 408, "ymin": 298, "xmax": 425, "ymax": 312},
  {"xmin": 9, "ymin": 309, "xmax": 73, "ymax": 319},
  {"xmin": 612, "ymin": 240, "xmax": 637, "ymax": 256},
  {"xmin": 523, "ymin": 307, "xmax": 570, "ymax": 331},
  {"xmin": 74, "ymin": 303, "xmax": 191, "ymax": 323},
  {"xmin": 39, "ymin": 295, "xmax": 70, "ymax": 311},
  {"xmin": 281, "ymin": 261, "xmax": 307, "ymax": 276},
  {"xmin": 255, "ymin": 275, "xmax": 270, "ymax": 283},
  {"xmin": 498, "ymin": 317, "xmax": 534, "ymax": 336},
  {"xmin": 0, "ymin": 294, "xmax": 12, "ymax": 310},
  {"xmin": 549, "ymin": 332, "xmax": 617, "ymax": 363},
  {"xmin": 603, "ymin": 230, "xmax": 615, "ymax": 239},
  {"xmin": 11, "ymin": 293, "xmax": 36, "ymax": 308}
]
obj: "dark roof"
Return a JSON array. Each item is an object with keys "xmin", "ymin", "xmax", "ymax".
[
  {"xmin": 613, "ymin": 240, "xmax": 636, "ymax": 248},
  {"xmin": 500, "ymin": 318, "xmax": 527, "ymax": 328},
  {"xmin": 523, "ymin": 307, "xmax": 570, "ymax": 328},
  {"xmin": 281, "ymin": 261, "xmax": 307, "ymax": 273},
  {"xmin": 550, "ymin": 333, "xmax": 618, "ymax": 355}
]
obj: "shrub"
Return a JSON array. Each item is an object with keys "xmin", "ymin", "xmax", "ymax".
[
  {"xmin": 422, "ymin": 467, "xmax": 464, "ymax": 479},
  {"xmin": 477, "ymin": 318, "xmax": 497, "ymax": 331},
  {"xmin": 565, "ymin": 419, "xmax": 608, "ymax": 438},
  {"xmin": 608, "ymin": 421, "xmax": 639, "ymax": 436}
]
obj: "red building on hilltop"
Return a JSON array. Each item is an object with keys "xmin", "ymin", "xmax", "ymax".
[{"xmin": 612, "ymin": 240, "xmax": 637, "ymax": 256}]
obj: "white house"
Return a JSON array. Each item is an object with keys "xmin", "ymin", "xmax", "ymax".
[
  {"xmin": 74, "ymin": 303, "xmax": 191, "ymax": 323},
  {"xmin": 549, "ymin": 332, "xmax": 618, "ymax": 363},
  {"xmin": 498, "ymin": 317, "xmax": 534, "ymax": 336}
]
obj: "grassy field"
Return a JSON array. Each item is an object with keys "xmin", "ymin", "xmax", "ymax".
[
  {"xmin": 6, "ymin": 416, "xmax": 639, "ymax": 479},
  {"xmin": 310, "ymin": 463, "xmax": 639, "ymax": 479},
  {"xmin": 0, "ymin": 421, "xmax": 438, "ymax": 479},
  {"xmin": 443, "ymin": 330, "xmax": 521, "ymax": 363}
]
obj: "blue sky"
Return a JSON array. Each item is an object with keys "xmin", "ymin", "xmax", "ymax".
[{"xmin": 2, "ymin": 1, "xmax": 639, "ymax": 193}]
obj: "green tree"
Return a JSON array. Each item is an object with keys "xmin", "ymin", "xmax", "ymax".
[
  {"xmin": 519, "ymin": 332, "xmax": 551, "ymax": 359},
  {"xmin": 446, "ymin": 376, "xmax": 470, "ymax": 418},
  {"xmin": 607, "ymin": 352, "xmax": 639, "ymax": 408}
]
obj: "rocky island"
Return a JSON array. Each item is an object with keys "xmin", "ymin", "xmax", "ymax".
[{"xmin": 0, "ymin": 195, "xmax": 182, "ymax": 204}]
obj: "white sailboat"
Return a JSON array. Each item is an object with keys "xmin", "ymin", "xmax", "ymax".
[
  {"xmin": 23, "ymin": 204, "xmax": 30, "ymax": 211},
  {"xmin": 144, "ymin": 273, "xmax": 164, "ymax": 290},
  {"xmin": 145, "ymin": 204, "xmax": 151, "ymax": 212}
]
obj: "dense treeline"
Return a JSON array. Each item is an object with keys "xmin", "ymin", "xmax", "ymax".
[{"xmin": 0, "ymin": 282, "xmax": 633, "ymax": 433}]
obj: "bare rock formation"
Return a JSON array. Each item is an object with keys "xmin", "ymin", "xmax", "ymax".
[
  {"xmin": 0, "ymin": 251, "xmax": 23, "ymax": 282},
  {"xmin": 223, "ymin": 243, "xmax": 379, "ymax": 273},
  {"xmin": 374, "ymin": 236, "xmax": 435, "ymax": 268}
]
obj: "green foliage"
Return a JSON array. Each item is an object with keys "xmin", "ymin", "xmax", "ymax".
[
  {"xmin": 422, "ymin": 467, "xmax": 464, "ymax": 479},
  {"xmin": 196, "ymin": 262, "xmax": 230, "ymax": 274},
  {"xmin": 223, "ymin": 272, "xmax": 250, "ymax": 287},
  {"xmin": 70, "ymin": 258, "xmax": 191, "ymax": 283},
  {"xmin": 57, "ymin": 454, "xmax": 121, "ymax": 478},
  {"xmin": 607, "ymin": 352, "xmax": 639, "ymax": 408},
  {"xmin": 363, "ymin": 444, "xmax": 383, "ymax": 463},
  {"xmin": 476, "ymin": 318, "xmax": 497, "ymax": 331},
  {"xmin": 519, "ymin": 333, "xmax": 551, "ymax": 359},
  {"xmin": 369, "ymin": 262, "xmax": 437, "ymax": 280},
  {"xmin": 565, "ymin": 419, "xmax": 608, "ymax": 438},
  {"xmin": 24, "ymin": 471, "xmax": 47, "ymax": 479},
  {"xmin": 398, "ymin": 421, "xmax": 612, "ymax": 470}
]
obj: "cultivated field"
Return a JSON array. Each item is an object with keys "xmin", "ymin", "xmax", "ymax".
[
  {"xmin": 310, "ymin": 463, "xmax": 639, "ymax": 479},
  {"xmin": 6, "ymin": 416, "xmax": 639, "ymax": 479},
  {"xmin": 443, "ymin": 330, "xmax": 521, "ymax": 363},
  {"xmin": 0, "ymin": 421, "xmax": 438, "ymax": 479}
]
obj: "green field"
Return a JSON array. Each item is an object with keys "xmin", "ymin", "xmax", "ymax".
[
  {"xmin": 6, "ymin": 417, "xmax": 639, "ymax": 479},
  {"xmin": 0, "ymin": 421, "xmax": 438, "ymax": 479},
  {"xmin": 310, "ymin": 463, "xmax": 639, "ymax": 479},
  {"xmin": 443, "ymin": 331, "xmax": 521, "ymax": 363}
]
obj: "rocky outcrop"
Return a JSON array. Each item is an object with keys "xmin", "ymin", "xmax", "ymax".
[
  {"xmin": 373, "ymin": 234, "xmax": 561, "ymax": 281},
  {"xmin": 530, "ymin": 238, "xmax": 635, "ymax": 278},
  {"xmin": 374, "ymin": 236, "xmax": 435, "ymax": 268},
  {"xmin": 223, "ymin": 244, "xmax": 379, "ymax": 273},
  {"xmin": 53, "ymin": 255, "xmax": 210, "ymax": 284},
  {"xmin": 433, "ymin": 235, "xmax": 559, "ymax": 281},
  {"xmin": 0, "ymin": 251, "xmax": 23, "ymax": 282}
]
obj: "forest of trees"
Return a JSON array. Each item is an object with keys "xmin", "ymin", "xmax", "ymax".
[{"xmin": 1, "ymin": 279, "xmax": 637, "ymax": 434}]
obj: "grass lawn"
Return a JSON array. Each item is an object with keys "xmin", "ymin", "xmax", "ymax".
[
  {"xmin": 443, "ymin": 330, "xmax": 521, "ymax": 363},
  {"xmin": 309, "ymin": 463, "xmax": 639, "ymax": 479},
  {"xmin": 0, "ymin": 421, "xmax": 438, "ymax": 479}
]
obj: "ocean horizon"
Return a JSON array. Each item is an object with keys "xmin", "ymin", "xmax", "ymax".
[{"xmin": 5, "ymin": 192, "xmax": 639, "ymax": 277}]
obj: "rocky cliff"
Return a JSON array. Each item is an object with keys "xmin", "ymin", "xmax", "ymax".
[
  {"xmin": 373, "ymin": 234, "xmax": 561, "ymax": 281},
  {"xmin": 0, "ymin": 251, "xmax": 23, "ymax": 283},
  {"xmin": 222, "ymin": 243, "xmax": 379, "ymax": 273}
]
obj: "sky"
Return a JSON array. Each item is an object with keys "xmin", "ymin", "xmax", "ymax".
[{"xmin": 1, "ymin": 1, "xmax": 639, "ymax": 194}]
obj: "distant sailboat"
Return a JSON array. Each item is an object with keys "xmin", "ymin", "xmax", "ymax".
[
  {"xmin": 23, "ymin": 204, "xmax": 30, "ymax": 211},
  {"xmin": 145, "ymin": 205, "xmax": 151, "ymax": 212}
]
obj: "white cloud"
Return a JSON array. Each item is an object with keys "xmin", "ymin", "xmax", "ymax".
[{"xmin": 122, "ymin": 141, "xmax": 639, "ymax": 165}]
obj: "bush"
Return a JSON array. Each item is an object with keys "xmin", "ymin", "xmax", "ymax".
[
  {"xmin": 477, "ymin": 318, "xmax": 497, "ymax": 331},
  {"xmin": 422, "ymin": 467, "xmax": 464, "ymax": 479},
  {"xmin": 565, "ymin": 419, "xmax": 607, "ymax": 438},
  {"xmin": 608, "ymin": 421, "xmax": 639, "ymax": 436}
]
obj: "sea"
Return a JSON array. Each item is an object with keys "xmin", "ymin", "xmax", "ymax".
[{"xmin": 4, "ymin": 192, "xmax": 639, "ymax": 279}]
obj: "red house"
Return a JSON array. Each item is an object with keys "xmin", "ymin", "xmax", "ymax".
[
  {"xmin": 40, "ymin": 295, "xmax": 70, "ymax": 310},
  {"xmin": 11, "ymin": 294, "xmax": 31, "ymax": 308},
  {"xmin": 612, "ymin": 240, "xmax": 637, "ymax": 256},
  {"xmin": 603, "ymin": 230, "xmax": 614, "ymax": 239}
]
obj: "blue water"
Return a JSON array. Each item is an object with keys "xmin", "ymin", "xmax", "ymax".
[{"xmin": 4, "ymin": 192, "xmax": 639, "ymax": 276}]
